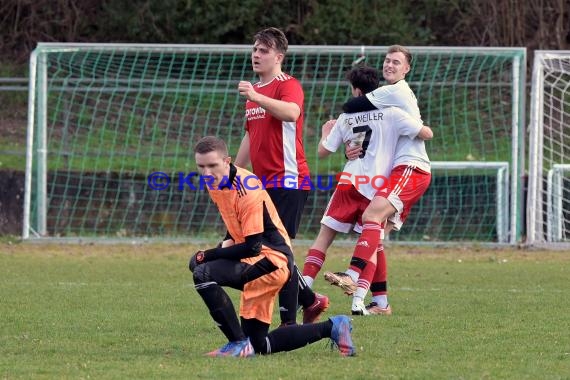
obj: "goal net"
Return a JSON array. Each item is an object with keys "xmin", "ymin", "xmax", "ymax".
[
  {"xmin": 527, "ymin": 51, "xmax": 570, "ymax": 246},
  {"xmin": 24, "ymin": 44, "xmax": 525, "ymax": 243}
]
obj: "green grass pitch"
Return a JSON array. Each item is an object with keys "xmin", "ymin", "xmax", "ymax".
[{"xmin": 1, "ymin": 241, "xmax": 569, "ymax": 379}]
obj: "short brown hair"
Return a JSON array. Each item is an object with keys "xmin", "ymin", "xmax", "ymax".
[
  {"xmin": 253, "ymin": 27, "xmax": 288, "ymax": 54},
  {"xmin": 194, "ymin": 136, "xmax": 228, "ymax": 156},
  {"xmin": 387, "ymin": 45, "xmax": 412, "ymax": 65}
]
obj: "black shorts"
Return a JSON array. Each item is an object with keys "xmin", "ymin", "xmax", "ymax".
[{"xmin": 266, "ymin": 188, "xmax": 309, "ymax": 239}]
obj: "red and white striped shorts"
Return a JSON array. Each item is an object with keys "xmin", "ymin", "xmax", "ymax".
[{"xmin": 374, "ymin": 165, "xmax": 431, "ymax": 230}]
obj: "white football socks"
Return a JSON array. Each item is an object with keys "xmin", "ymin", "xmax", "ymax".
[
  {"xmin": 302, "ymin": 275, "xmax": 314, "ymax": 288},
  {"xmin": 372, "ymin": 295, "xmax": 388, "ymax": 308},
  {"xmin": 345, "ymin": 269, "xmax": 359, "ymax": 283}
]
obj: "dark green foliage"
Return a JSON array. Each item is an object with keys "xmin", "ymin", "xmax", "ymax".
[
  {"xmin": 2, "ymin": 0, "xmax": 567, "ymax": 63},
  {"xmin": 300, "ymin": 0, "xmax": 432, "ymax": 45}
]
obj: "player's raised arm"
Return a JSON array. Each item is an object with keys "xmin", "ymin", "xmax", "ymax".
[
  {"xmin": 342, "ymin": 95, "xmax": 377, "ymax": 113},
  {"xmin": 238, "ymin": 80, "xmax": 301, "ymax": 122},
  {"xmin": 318, "ymin": 119, "xmax": 338, "ymax": 158}
]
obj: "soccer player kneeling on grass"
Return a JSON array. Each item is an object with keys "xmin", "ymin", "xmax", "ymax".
[{"xmin": 188, "ymin": 136, "xmax": 355, "ymax": 357}]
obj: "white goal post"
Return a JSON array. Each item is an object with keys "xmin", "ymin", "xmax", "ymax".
[
  {"xmin": 546, "ymin": 164, "xmax": 570, "ymax": 242},
  {"xmin": 527, "ymin": 50, "xmax": 570, "ymax": 246},
  {"xmin": 430, "ymin": 161, "xmax": 510, "ymax": 243}
]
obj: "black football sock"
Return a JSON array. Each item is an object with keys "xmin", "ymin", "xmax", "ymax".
[
  {"xmin": 265, "ymin": 320, "xmax": 333, "ymax": 353},
  {"xmin": 297, "ymin": 267, "xmax": 316, "ymax": 308},
  {"xmin": 241, "ymin": 317, "xmax": 270, "ymax": 353},
  {"xmin": 195, "ymin": 283, "xmax": 245, "ymax": 342},
  {"xmin": 278, "ymin": 266, "xmax": 300, "ymax": 324}
]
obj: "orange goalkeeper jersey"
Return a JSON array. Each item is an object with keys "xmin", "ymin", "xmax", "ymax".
[{"xmin": 207, "ymin": 164, "xmax": 293, "ymax": 270}]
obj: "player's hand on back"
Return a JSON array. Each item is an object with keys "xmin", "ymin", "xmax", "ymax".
[{"xmin": 344, "ymin": 142, "xmax": 362, "ymax": 160}]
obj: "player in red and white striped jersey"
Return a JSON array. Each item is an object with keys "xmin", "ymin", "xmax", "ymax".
[{"xmin": 235, "ymin": 27, "xmax": 327, "ymax": 326}]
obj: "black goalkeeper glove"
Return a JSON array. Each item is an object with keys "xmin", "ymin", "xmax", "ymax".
[{"xmin": 188, "ymin": 250, "xmax": 206, "ymax": 272}]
